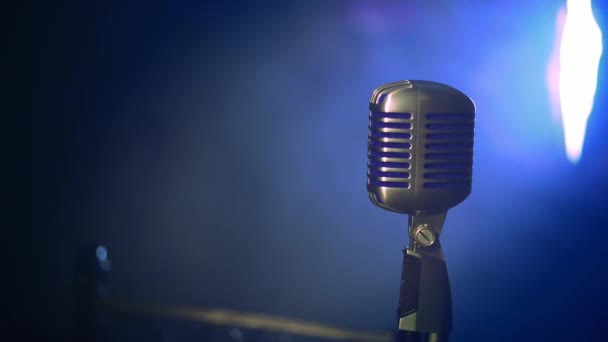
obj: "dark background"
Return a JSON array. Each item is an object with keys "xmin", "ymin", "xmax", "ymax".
[{"xmin": 13, "ymin": 0, "xmax": 608, "ymax": 341}]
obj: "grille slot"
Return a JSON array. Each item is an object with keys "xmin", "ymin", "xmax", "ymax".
[
  {"xmin": 369, "ymin": 150, "xmax": 411, "ymax": 159},
  {"xmin": 425, "ymin": 152, "xmax": 472, "ymax": 160},
  {"xmin": 368, "ymin": 160, "xmax": 410, "ymax": 169},
  {"xmin": 424, "ymin": 162, "xmax": 471, "ymax": 170},
  {"xmin": 369, "ymin": 140, "xmax": 412, "ymax": 149},
  {"xmin": 426, "ymin": 142, "xmax": 473, "ymax": 150},
  {"xmin": 424, "ymin": 172, "xmax": 469, "ymax": 179},
  {"xmin": 426, "ymin": 133, "xmax": 471, "ymax": 140},
  {"xmin": 373, "ymin": 112, "xmax": 412, "ymax": 120},
  {"xmin": 367, "ymin": 111, "xmax": 413, "ymax": 189},
  {"xmin": 368, "ymin": 169, "xmax": 410, "ymax": 178},
  {"xmin": 368, "ymin": 179, "xmax": 410, "ymax": 188},
  {"xmin": 370, "ymin": 120, "xmax": 412, "ymax": 130},
  {"xmin": 369, "ymin": 131, "xmax": 411, "ymax": 140},
  {"xmin": 424, "ymin": 182, "xmax": 470, "ymax": 189},
  {"xmin": 423, "ymin": 112, "xmax": 474, "ymax": 189}
]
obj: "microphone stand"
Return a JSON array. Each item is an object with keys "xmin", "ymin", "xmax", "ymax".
[{"xmin": 397, "ymin": 212, "xmax": 451, "ymax": 342}]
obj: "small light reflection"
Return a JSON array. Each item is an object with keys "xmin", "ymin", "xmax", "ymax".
[{"xmin": 96, "ymin": 245, "xmax": 108, "ymax": 261}]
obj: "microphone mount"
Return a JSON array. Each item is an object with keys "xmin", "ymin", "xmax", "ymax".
[{"xmin": 398, "ymin": 212, "xmax": 451, "ymax": 342}]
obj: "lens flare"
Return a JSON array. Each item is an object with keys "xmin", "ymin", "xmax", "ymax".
[{"xmin": 557, "ymin": 0, "xmax": 603, "ymax": 163}]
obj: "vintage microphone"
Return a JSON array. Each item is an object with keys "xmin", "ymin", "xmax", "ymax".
[{"xmin": 367, "ymin": 80, "xmax": 475, "ymax": 342}]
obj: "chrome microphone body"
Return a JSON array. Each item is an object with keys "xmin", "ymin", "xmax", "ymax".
[{"xmin": 367, "ymin": 80, "xmax": 475, "ymax": 342}]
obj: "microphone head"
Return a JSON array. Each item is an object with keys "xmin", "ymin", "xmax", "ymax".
[{"xmin": 367, "ymin": 80, "xmax": 475, "ymax": 214}]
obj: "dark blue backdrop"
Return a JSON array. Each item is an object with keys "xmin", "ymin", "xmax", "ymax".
[{"xmin": 14, "ymin": 0, "xmax": 608, "ymax": 341}]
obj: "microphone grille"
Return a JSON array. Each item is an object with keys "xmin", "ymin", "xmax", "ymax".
[
  {"xmin": 422, "ymin": 112, "xmax": 474, "ymax": 190},
  {"xmin": 367, "ymin": 110, "xmax": 413, "ymax": 189},
  {"xmin": 367, "ymin": 80, "xmax": 475, "ymax": 213}
]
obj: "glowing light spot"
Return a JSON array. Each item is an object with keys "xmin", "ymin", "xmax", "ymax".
[
  {"xmin": 546, "ymin": 7, "xmax": 567, "ymax": 124},
  {"xmin": 96, "ymin": 245, "xmax": 108, "ymax": 261},
  {"xmin": 557, "ymin": 0, "xmax": 603, "ymax": 163}
]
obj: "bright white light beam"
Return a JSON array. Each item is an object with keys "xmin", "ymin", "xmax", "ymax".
[{"xmin": 558, "ymin": 0, "xmax": 603, "ymax": 164}]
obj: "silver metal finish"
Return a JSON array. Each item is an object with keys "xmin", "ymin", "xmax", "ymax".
[
  {"xmin": 367, "ymin": 81, "xmax": 476, "ymax": 341},
  {"xmin": 367, "ymin": 80, "xmax": 475, "ymax": 215},
  {"xmin": 398, "ymin": 312, "xmax": 417, "ymax": 331},
  {"xmin": 413, "ymin": 225, "xmax": 436, "ymax": 247}
]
